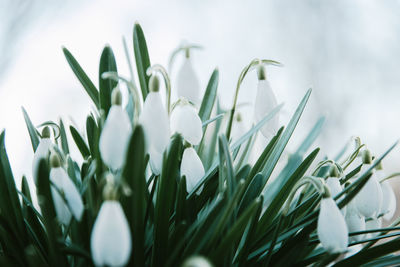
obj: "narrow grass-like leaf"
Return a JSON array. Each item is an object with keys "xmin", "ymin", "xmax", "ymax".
[
  {"xmin": 69, "ymin": 126, "xmax": 90, "ymax": 159},
  {"xmin": 219, "ymin": 135, "xmax": 236, "ymax": 196},
  {"xmin": 63, "ymin": 47, "xmax": 100, "ymax": 108},
  {"xmin": 122, "ymin": 125, "xmax": 147, "ymax": 267},
  {"xmin": 22, "ymin": 107, "xmax": 39, "ymax": 151},
  {"xmin": 99, "ymin": 45, "xmax": 118, "ymax": 116},
  {"xmin": 152, "ymin": 134, "xmax": 183, "ymax": 267},
  {"xmin": 199, "ymin": 68, "xmax": 219, "ymax": 122},
  {"xmin": 133, "ymin": 23, "xmax": 151, "ymax": 100},
  {"xmin": 59, "ymin": 119, "xmax": 69, "ymax": 154}
]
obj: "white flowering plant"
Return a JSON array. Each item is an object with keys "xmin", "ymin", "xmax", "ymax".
[{"xmin": 0, "ymin": 23, "xmax": 400, "ymax": 267}]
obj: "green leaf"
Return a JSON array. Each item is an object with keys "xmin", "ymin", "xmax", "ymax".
[
  {"xmin": 219, "ymin": 135, "xmax": 236, "ymax": 197},
  {"xmin": 59, "ymin": 119, "xmax": 69, "ymax": 154},
  {"xmin": 133, "ymin": 23, "xmax": 151, "ymax": 100},
  {"xmin": 260, "ymin": 89, "xmax": 312, "ymax": 187},
  {"xmin": 122, "ymin": 125, "xmax": 147, "ymax": 267},
  {"xmin": 62, "ymin": 47, "xmax": 100, "ymax": 108},
  {"xmin": 22, "ymin": 107, "xmax": 39, "ymax": 151},
  {"xmin": 199, "ymin": 68, "xmax": 219, "ymax": 122},
  {"xmin": 0, "ymin": 131, "xmax": 26, "ymax": 239},
  {"xmin": 99, "ymin": 45, "xmax": 118, "ymax": 116},
  {"xmin": 152, "ymin": 134, "xmax": 183, "ymax": 267},
  {"xmin": 69, "ymin": 126, "xmax": 90, "ymax": 159},
  {"xmin": 86, "ymin": 116, "xmax": 98, "ymax": 157}
]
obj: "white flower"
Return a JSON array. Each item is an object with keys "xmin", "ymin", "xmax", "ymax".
[
  {"xmin": 99, "ymin": 105, "xmax": 132, "ymax": 170},
  {"xmin": 254, "ymin": 79, "xmax": 279, "ymax": 139},
  {"xmin": 139, "ymin": 91, "xmax": 170, "ymax": 175},
  {"xmin": 317, "ymin": 197, "xmax": 348, "ymax": 253},
  {"xmin": 177, "ymin": 57, "xmax": 201, "ymax": 106},
  {"xmin": 181, "ymin": 147, "xmax": 205, "ymax": 194},
  {"xmin": 380, "ymin": 180, "xmax": 396, "ymax": 220},
  {"xmin": 50, "ymin": 166, "xmax": 84, "ymax": 225},
  {"xmin": 354, "ymin": 165, "xmax": 383, "ymax": 218},
  {"xmin": 170, "ymin": 101, "xmax": 202, "ymax": 145},
  {"xmin": 91, "ymin": 200, "xmax": 132, "ymax": 267},
  {"xmin": 326, "ymin": 177, "xmax": 346, "ymax": 215},
  {"xmin": 182, "ymin": 256, "xmax": 213, "ymax": 267},
  {"xmin": 32, "ymin": 137, "xmax": 52, "ymax": 184},
  {"xmin": 375, "ymin": 169, "xmax": 396, "ymax": 221},
  {"xmin": 345, "ymin": 199, "xmax": 366, "ymax": 242}
]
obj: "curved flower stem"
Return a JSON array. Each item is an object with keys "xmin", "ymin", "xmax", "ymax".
[
  {"xmin": 340, "ymin": 136, "xmax": 365, "ymax": 170},
  {"xmin": 101, "ymin": 72, "xmax": 141, "ymax": 122},
  {"xmin": 380, "ymin": 172, "xmax": 400, "ymax": 183},
  {"xmin": 282, "ymin": 176, "xmax": 326, "ymax": 216},
  {"xmin": 147, "ymin": 64, "xmax": 172, "ymax": 115},
  {"xmin": 225, "ymin": 58, "xmax": 282, "ymax": 140},
  {"xmin": 168, "ymin": 43, "xmax": 203, "ymax": 73},
  {"xmin": 312, "ymin": 160, "xmax": 335, "ymax": 176},
  {"xmin": 36, "ymin": 121, "xmax": 61, "ymax": 140}
]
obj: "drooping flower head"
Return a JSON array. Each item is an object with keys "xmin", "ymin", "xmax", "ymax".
[
  {"xmin": 91, "ymin": 178, "xmax": 131, "ymax": 267},
  {"xmin": 49, "ymin": 154, "xmax": 84, "ymax": 225},
  {"xmin": 139, "ymin": 74, "xmax": 171, "ymax": 175},
  {"xmin": 176, "ymin": 48, "xmax": 201, "ymax": 106},
  {"xmin": 99, "ymin": 87, "xmax": 132, "ymax": 170},
  {"xmin": 170, "ymin": 98, "xmax": 203, "ymax": 145},
  {"xmin": 375, "ymin": 162, "xmax": 396, "ymax": 221},
  {"xmin": 253, "ymin": 65, "xmax": 280, "ymax": 139},
  {"xmin": 181, "ymin": 147, "xmax": 205, "ymax": 194},
  {"xmin": 32, "ymin": 126, "xmax": 52, "ymax": 184},
  {"xmin": 317, "ymin": 187, "xmax": 348, "ymax": 253}
]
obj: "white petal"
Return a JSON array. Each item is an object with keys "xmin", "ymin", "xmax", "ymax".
[
  {"xmin": 254, "ymin": 80, "xmax": 279, "ymax": 139},
  {"xmin": 100, "ymin": 106, "xmax": 132, "ymax": 170},
  {"xmin": 91, "ymin": 201, "xmax": 132, "ymax": 267},
  {"xmin": 50, "ymin": 167, "xmax": 84, "ymax": 222},
  {"xmin": 140, "ymin": 92, "xmax": 170, "ymax": 153},
  {"xmin": 354, "ymin": 166, "xmax": 383, "ymax": 218},
  {"xmin": 344, "ymin": 244, "xmax": 362, "ymax": 258},
  {"xmin": 381, "ymin": 180, "xmax": 396, "ymax": 220},
  {"xmin": 170, "ymin": 104, "xmax": 202, "ymax": 145},
  {"xmin": 177, "ymin": 58, "xmax": 201, "ymax": 106},
  {"xmin": 317, "ymin": 197, "xmax": 348, "ymax": 253},
  {"xmin": 326, "ymin": 177, "xmax": 346, "ymax": 215},
  {"xmin": 149, "ymin": 147, "xmax": 163, "ymax": 175},
  {"xmin": 181, "ymin": 147, "xmax": 205, "ymax": 194},
  {"xmin": 32, "ymin": 138, "xmax": 52, "ymax": 184},
  {"xmin": 345, "ymin": 200, "xmax": 365, "ymax": 242}
]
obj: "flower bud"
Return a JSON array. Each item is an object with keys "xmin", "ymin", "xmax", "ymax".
[
  {"xmin": 254, "ymin": 79, "xmax": 279, "ymax": 139},
  {"xmin": 32, "ymin": 127, "xmax": 52, "ymax": 184},
  {"xmin": 50, "ymin": 158, "xmax": 84, "ymax": 225},
  {"xmin": 177, "ymin": 57, "xmax": 201, "ymax": 106},
  {"xmin": 317, "ymin": 197, "xmax": 348, "ymax": 253},
  {"xmin": 354, "ymin": 165, "xmax": 383, "ymax": 218},
  {"xmin": 99, "ymin": 104, "xmax": 132, "ymax": 170},
  {"xmin": 326, "ymin": 177, "xmax": 346, "ymax": 215},
  {"xmin": 139, "ymin": 91, "xmax": 170, "ymax": 175},
  {"xmin": 181, "ymin": 147, "xmax": 205, "ymax": 194},
  {"xmin": 91, "ymin": 200, "xmax": 132, "ymax": 267},
  {"xmin": 170, "ymin": 100, "xmax": 202, "ymax": 145}
]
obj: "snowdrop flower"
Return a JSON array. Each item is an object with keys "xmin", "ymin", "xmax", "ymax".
[
  {"xmin": 325, "ymin": 165, "xmax": 346, "ymax": 215},
  {"xmin": 32, "ymin": 127, "xmax": 52, "ymax": 184},
  {"xmin": 375, "ymin": 166, "xmax": 396, "ymax": 221},
  {"xmin": 170, "ymin": 98, "xmax": 203, "ymax": 145},
  {"xmin": 354, "ymin": 150, "xmax": 383, "ymax": 219},
  {"xmin": 254, "ymin": 65, "xmax": 279, "ymax": 139},
  {"xmin": 176, "ymin": 52, "xmax": 201, "ymax": 106},
  {"xmin": 99, "ymin": 88, "xmax": 132, "ymax": 171},
  {"xmin": 345, "ymin": 199, "xmax": 366, "ymax": 242},
  {"xmin": 139, "ymin": 75, "xmax": 170, "ymax": 175},
  {"xmin": 49, "ymin": 154, "xmax": 84, "ymax": 225},
  {"xmin": 317, "ymin": 192, "xmax": 348, "ymax": 253},
  {"xmin": 182, "ymin": 255, "xmax": 213, "ymax": 267},
  {"xmin": 181, "ymin": 147, "xmax": 205, "ymax": 194},
  {"xmin": 91, "ymin": 183, "xmax": 131, "ymax": 267}
]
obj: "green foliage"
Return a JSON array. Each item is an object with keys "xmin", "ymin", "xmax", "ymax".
[{"xmin": 0, "ymin": 22, "xmax": 398, "ymax": 267}]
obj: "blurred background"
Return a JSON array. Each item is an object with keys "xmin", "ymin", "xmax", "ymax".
[{"xmin": 0, "ymin": 0, "xmax": 399, "ymax": 199}]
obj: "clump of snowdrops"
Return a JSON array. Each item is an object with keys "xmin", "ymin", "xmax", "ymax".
[{"xmin": 0, "ymin": 23, "xmax": 400, "ymax": 267}]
